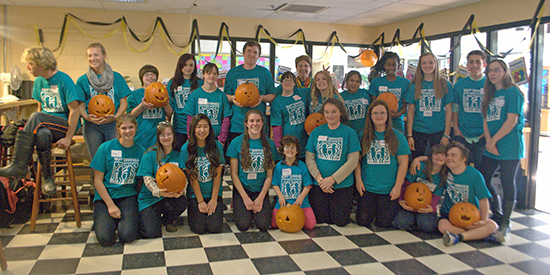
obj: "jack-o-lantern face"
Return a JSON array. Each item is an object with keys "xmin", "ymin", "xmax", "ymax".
[
  {"xmin": 449, "ymin": 202, "xmax": 481, "ymax": 229},
  {"xmin": 145, "ymin": 82, "xmax": 169, "ymax": 108},
  {"xmin": 403, "ymin": 182, "xmax": 432, "ymax": 211},
  {"xmin": 156, "ymin": 163, "xmax": 187, "ymax": 193},
  {"xmin": 235, "ymin": 81, "xmax": 260, "ymax": 107},
  {"xmin": 304, "ymin": 112, "xmax": 327, "ymax": 135},
  {"xmin": 276, "ymin": 204, "xmax": 305, "ymax": 233},
  {"xmin": 88, "ymin": 95, "xmax": 115, "ymax": 118},
  {"xmin": 376, "ymin": 93, "xmax": 399, "ymax": 113}
]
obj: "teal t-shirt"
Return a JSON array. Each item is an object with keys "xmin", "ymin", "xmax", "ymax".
[
  {"xmin": 182, "ymin": 86, "xmax": 232, "ymax": 137},
  {"xmin": 484, "ymin": 86, "xmax": 525, "ymax": 160},
  {"xmin": 76, "ymin": 71, "xmax": 132, "ymax": 122},
  {"xmin": 226, "ymin": 134, "xmax": 280, "ymax": 192},
  {"xmin": 453, "ymin": 76, "xmax": 486, "ymax": 138},
  {"xmin": 127, "ymin": 88, "xmax": 167, "ymax": 149},
  {"xmin": 32, "ymin": 70, "xmax": 81, "ymax": 122},
  {"xmin": 368, "ymin": 76, "xmax": 411, "ymax": 132},
  {"xmin": 272, "ymin": 160, "xmax": 313, "ymax": 209},
  {"xmin": 90, "ymin": 139, "xmax": 145, "ymax": 202},
  {"xmin": 341, "ymin": 88, "xmax": 370, "ymax": 133},
  {"xmin": 136, "ymin": 150, "xmax": 183, "ymax": 211},
  {"xmin": 405, "ymin": 162, "xmax": 445, "ymax": 197},
  {"xmin": 167, "ymin": 78, "xmax": 204, "ymax": 135},
  {"xmin": 305, "ymin": 123, "xmax": 361, "ymax": 189},
  {"xmin": 359, "ymin": 129, "xmax": 410, "ymax": 194},
  {"xmin": 270, "ymin": 91, "xmax": 308, "ymax": 158},
  {"xmin": 180, "ymin": 141, "xmax": 225, "ymax": 198},
  {"xmin": 223, "ymin": 65, "xmax": 275, "ymax": 133},
  {"xmin": 441, "ymin": 166, "xmax": 491, "ymax": 214},
  {"xmin": 405, "ymin": 80, "xmax": 453, "ymax": 133}
]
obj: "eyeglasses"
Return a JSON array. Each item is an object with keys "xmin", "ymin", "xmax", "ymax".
[
  {"xmin": 283, "ymin": 146, "xmax": 297, "ymax": 151},
  {"xmin": 487, "ymin": 68, "xmax": 504, "ymax": 73},
  {"xmin": 372, "ymin": 112, "xmax": 388, "ymax": 116},
  {"xmin": 157, "ymin": 121, "xmax": 173, "ymax": 129},
  {"xmin": 282, "ymin": 78, "xmax": 295, "ymax": 83}
]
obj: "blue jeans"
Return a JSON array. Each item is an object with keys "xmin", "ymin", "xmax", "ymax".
[
  {"xmin": 139, "ymin": 197, "xmax": 187, "ymax": 238},
  {"xmin": 83, "ymin": 121, "xmax": 117, "ymax": 159},
  {"xmin": 392, "ymin": 209, "xmax": 438, "ymax": 232},
  {"xmin": 93, "ymin": 195, "xmax": 139, "ymax": 247}
]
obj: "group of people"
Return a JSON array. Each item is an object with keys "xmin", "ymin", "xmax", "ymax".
[{"xmin": 0, "ymin": 40, "xmax": 523, "ymax": 248}]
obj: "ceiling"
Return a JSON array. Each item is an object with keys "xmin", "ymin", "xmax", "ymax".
[{"xmin": 0, "ymin": 0, "xmax": 483, "ymax": 26}]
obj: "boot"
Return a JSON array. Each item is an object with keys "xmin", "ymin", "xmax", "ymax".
[
  {"xmin": 37, "ymin": 149, "xmax": 56, "ymax": 196},
  {"xmin": 0, "ymin": 131, "xmax": 35, "ymax": 178},
  {"xmin": 490, "ymin": 195, "xmax": 503, "ymax": 224},
  {"xmin": 499, "ymin": 200, "xmax": 516, "ymax": 236}
]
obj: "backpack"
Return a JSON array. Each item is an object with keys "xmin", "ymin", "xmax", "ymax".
[
  {"xmin": 0, "ymin": 118, "xmax": 27, "ymax": 148},
  {"xmin": 0, "ymin": 177, "xmax": 34, "ymax": 228}
]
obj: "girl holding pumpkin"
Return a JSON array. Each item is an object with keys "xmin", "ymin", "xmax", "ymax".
[
  {"xmin": 355, "ymin": 100, "xmax": 410, "ymax": 228},
  {"xmin": 182, "ymin": 114, "xmax": 225, "ymax": 234},
  {"xmin": 405, "ymin": 52, "xmax": 453, "ymax": 160},
  {"xmin": 368, "ymin": 51, "xmax": 411, "ymax": 133},
  {"xmin": 90, "ymin": 114, "xmax": 145, "ymax": 247},
  {"xmin": 227, "ymin": 109, "xmax": 280, "ymax": 232},
  {"xmin": 306, "ymin": 98, "xmax": 360, "ymax": 227},
  {"xmin": 393, "ymin": 144, "xmax": 446, "ymax": 232},
  {"xmin": 341, "ymin": 70, "xmax": 370, "ymax": 133},
  {"xmin": 128, "ymin": 64, "xmax": 173, "ymax": 149},
  {"xmin": 309, "ymin": 71, "xmax": 344, "ymax": 113},
  {"xmin": 167, "ymin": 53, "xmax": 203, "ymax": 149},
  {"xmin": 77, "ymin": 43, "xmax": 132, "ymax": 159},
  {"xmin": 136, "ymin": 121, "xmax": 187, "ymax": 238},
  {"xmin": 271, "ymin": 135, "xmax": 316, "ymax": 230},
  {"xmin": 183, "ymin": 63, "xmax": 232, "ymax": 145}
]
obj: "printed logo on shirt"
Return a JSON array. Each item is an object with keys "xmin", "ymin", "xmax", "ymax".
[
  {"xmin": 419, "ymin": 89, "xmax": 441, "ymax": 112},
  {"xmin": 198, "ymin": 102, "xmax": 221, "ymax": 125},
  {"xmin": 237, "ymin": 78, "xmax": 260, "ymax": 88},
  {"xmin": 175, "ymin": 87, "xmax": 191, "ymax": 109},
  {"xmin": 388, "ymin": 88, "xmax": 403, "ymax": 101},
  {"xmin": 110, "ymin": 158, "xmax": 140, "ymax": 185},
  {"xmin": 317, "ymin": 137, "xmax": 343, "ymax": 161},
  {"xmin": 41, "ymin": 85, "xmax": 64, "ymax": 113},
  {"xmin": 462, "ymin": 88, "xmax": 484, "ymax": 113},
  {"xmin": 90, "ymin": 86, "xmax": 115, "ymax": 102},
  {"xmin": 310, "ymin": 102, "xmax": 322, "ymax": 114},
  {"xmin": 285, "ymin": 101, "xmax": 306, "ymax": 126},
  {"xmin": 196, "ymin": 156, "xmax": 212, "ymax": 182},
  {"xmin": 486, "ymin": 96, "xmax": 504, "ymax": 122},
  {"xmin": 344, "ymin": 98, "xmax": 367, "ymax": 121},
  {"xmin": 445, "ymin": 173, "xmax": 469, "ymax": 204},
  {"xmin": 244, "ymin": 149, "xmax": 265, "ymax": 173},
  {"xmin": 281, "ymin": 174, "xmax": 302, "ymax": 200},
  {"xmin": 367, "ymin": 140, "xmax": 390, "ymax": 165},
  {"xmin": 142, "ymin": 107, "xmax": 163, "ymax": 119},
  {"xmin": 412, "ymin": 176, "xmax": 438, "ymax": 192}
]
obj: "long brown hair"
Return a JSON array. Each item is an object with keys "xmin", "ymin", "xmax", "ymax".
[
  {"xmin": 361, "ymin": 100, "xmax": 397, "ymax": 157},
  {"xmin": 169, "ymin": 53, "xmax": 200, "ymax": 94},
  {"xmin": 422, "ymin": 144, "xmax": 447, "ymax": 188},
  {"xmin": 320, "ymin": 97, "xmax": 349, "ymax": 125},
  {"xmin": 185, "ymin": 114, "xmax": 221, "ymax": 180},
  {"xmin": 310, "ymin": 70, "xmax": 343, "ymax": 106},
  {"xmin": 410, "ymin": 52, "xmax": 449, "ymax": 100},
  {"xmin": 240, "ymin": 109, "xmax": 275, "ymax": 171},
  {"xmin": 482, "ymin": 59, "xmax": 523, "ymax": 117}
]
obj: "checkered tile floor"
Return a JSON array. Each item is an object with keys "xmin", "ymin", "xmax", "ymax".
[{"xmin": 2, "ymin": 175, "xmax": 550, "ymax": 275}]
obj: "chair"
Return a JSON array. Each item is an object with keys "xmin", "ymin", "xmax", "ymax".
[{"xmin": 29, "ymin": 141, "xmax": 81, "ymax": 232}]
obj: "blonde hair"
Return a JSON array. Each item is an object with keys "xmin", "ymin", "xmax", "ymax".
[
  {"xmin": 21, "ymin": 47, "xmax": 57, "ymax": 71},
  {"xmin": 310, "ymin": 71, "xmax": 343, "ymax": 107},
  {"xmin": 411, "ymin": 52, "xmax": 448, "ymax": 100}
]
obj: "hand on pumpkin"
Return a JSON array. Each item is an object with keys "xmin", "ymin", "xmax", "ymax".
[
  {"xmin": 250, "ymin": 96, "xmax": 262, "ymax": 108},
  {"xmin": 466, "ymin": 219, "xmax": 486, "ymax": 230},
  {"xmin": 198, "ymin": 201, "xmax": 208, "ymax": 214},
  {"xmin": 100, "ymin": 114, "xmax": 116, "ymax": 125},
  {"xmin": 141, "ymin": 97, "xmax": 155, "ymax": 110},
  {"xmin": 108, "ymin": 204, "xmax": 121, "ymax": 219},
  {"xmin": 277, "ymin": 196, "xmax": 286, "ymax": 208},
  {"xmin": 87, "ymin": 114, "xmax": 102, "ymax": 124},
  {"xmin": 159, "ymin": 189, "xmax": 183, "ymax": 198},
  {"xmin": 389, "ymin": 185, "xmax": 401, "ymax": 201},
  {"xmin": 319, "ymin": 177, "xmax": 335, "ymax": 194},
  {"xmin": 417, "ymin": 204, "xmax": 434, "ymax": 214},
  {"xmin": 355, "ymin": 179, "xmax": 365, "ymax": 196},
  {"xmin": 399, "ymin": 200, "xmax": 415, "ymax": 212},
  {"xmin": 207, "ymin": 199, "xmax": 217, "ymax": 215},
  {"xmin": 229, "ymin": 95, "xmax": 244, "ymax": 108}
]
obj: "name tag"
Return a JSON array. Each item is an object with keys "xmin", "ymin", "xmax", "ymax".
[
  {"xmin": 318, "ymin": 135, "xmax": 327, "ymax": 141},
  {"xmin": 198, "ymin": 98, "xmax": 208, "ymax": 104},
  {"xmin": 379, "ymin": 86, "xmax": 388, "ymax": 92},
  {"xmin": 424, "ymin": 110, "xmax": 433, "ymax": 117},
  {"xmin": 177, "ymin": 86, "xmax": 183, "ymax": 91},
  {"xmin": 51, "ymin": 85, "xmax": 59, "ymax": 93},
  {"xmin": 169, "ymin": 162, "xmax": 179, "ymax": 165},
  {"xmin": 361, "ymin": 98, "xmax": 369, "ymax": 104},
  {"xmin": 111, "ymin": 150, "xmax": 122, "ymax": 157},
  {"xmin": 293, "ymin": 95, "xmax": 301, "ymax": 101},
  {"xmin": 247, "ymin": 173, "xmax": 257, "ymax": 180},
  {"xmin": 282, "ymin": 168, "xmax": 291, "ymax": 176},
  {"xmin": 380, "ymin": 140, "xmax": 386, "ymax": 146}
]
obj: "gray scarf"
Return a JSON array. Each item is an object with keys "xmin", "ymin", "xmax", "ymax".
[{"xmin": 86, "ymin": 63, "xmax": 114, "ymax": 94}]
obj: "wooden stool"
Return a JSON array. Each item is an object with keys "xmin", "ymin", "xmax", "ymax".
[
  {"xmin": 0, "ymin": 238, "xmax": 7, "ymax": 271},
  {"xmin": 30, "ymin": 141, "xmax": 81, "ymax": 232}
]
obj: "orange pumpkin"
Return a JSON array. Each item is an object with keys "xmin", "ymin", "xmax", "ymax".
[
  {"xmin": 276, "ymin": 204, "xmax": 305, "ymax": 233},
  {"xmin": 449, "ymin": 202, "xmax": 481, "ymax": 229},
  {"xmin": 304, "ymin": 112, "xmax": 327, "ymax": 135},
  {"xmin": 145, "ymin": 82, "xmax": 169, "ymax": 108},
  {"xmin": 377, "ymin": 93, "xmax": 399, "ymax": 113},
  {"xmin": 156, "ymin": 163, "xmax": 187, "ymax": 193},
  {"xmin": 403, "ymin": 182, "xmax": 432, "ymax": 211},
  {"xmin": 235, "ymin": 81, "xmax": 260, "ymax": 107},
  {"xmin": 88, "ymin": 94, "xmax": 115, "ymax": 118},
  {"xmin": 360, "ymin": 49, "xmax": 378, "ymax": 67}
]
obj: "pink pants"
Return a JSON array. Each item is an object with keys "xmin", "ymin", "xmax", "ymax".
[{"xmin": 272, "ymin": 207, "xmax": 317, "ymax": 230}]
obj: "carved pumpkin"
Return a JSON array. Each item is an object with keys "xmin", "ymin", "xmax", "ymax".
[
  {"xmin": 156, "ymin": 163, "xmax": 187, "ymax": 193},
  {"xmin": 403, "ymin": 182, "xmax": 432, "ymax": 211},
  {"xmin": 360, "ymin": 49, "xmax": 378, "ymax": 67},
  {"xmin": 88, "ymin": 95, "xmax": 115, "ymax": 118},
  {"xmin": 304, "ymin": 112, "xmax": 327, "ymax": 135},
  {"xmin": 377, "ymin": 92, "xmax": 399, "ymax": 113},
  {"xmin": 145, "ymin": 82, "xmax": 169, "ymax": 108},
  {"xmin": 449, "ymin": 202, "xmax": 481, "ymax": 229},
  {"xmin": 276, "ymin": 204, "xmax": 305, "ymax": 233},
  {"xmin": 235, "ymin": 81, "xmax": 260, "ymax": 107}
]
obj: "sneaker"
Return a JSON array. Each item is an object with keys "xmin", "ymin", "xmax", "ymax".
[
  {"xmin": 443, "ymin": 230, "xmax": 460, "ymax": 246},
  {"xmin": 499, "ymin": 223, "xmax": 511, "ymax": 236},
  {"xmin": 486, "ymin": 231, "xmax": 505, "ymax": 243},
  {"xmin": 165, "ymin": 222, "xmax": 178, "ymax": 232}
]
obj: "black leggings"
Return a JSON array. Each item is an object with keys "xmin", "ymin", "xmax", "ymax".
[
  {"xmin": 232, "ymin": 188, "xmax": 271, "ymax": 232},
  {"xmin": 479, "ymin": 156, "xmax": 520, "ymax": 203},
  {"xmin": 309, "ymin": 185, "xmax": 354, "ymax": 227},
  {"xmin": 356, "ymin": 190, "xmax": 400, "ymax": 228},
  {"xmin": 411, "ymin": 130, "xmax": 444, "ymax": 160},
  {"xmin": 188, "ymin": 197, "xmax": 224, "ymax": 234}
]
